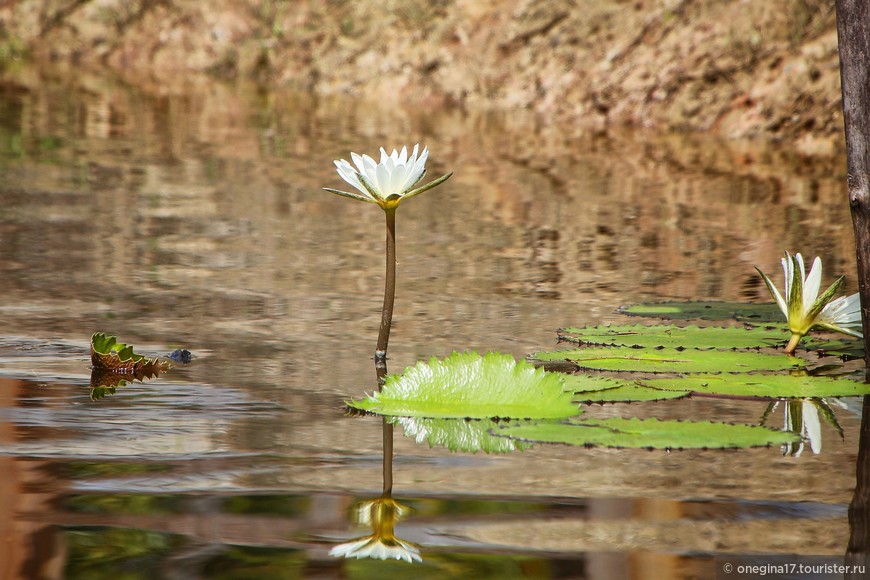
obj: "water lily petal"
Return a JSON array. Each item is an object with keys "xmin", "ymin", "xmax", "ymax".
[
  {"xmin": 786, "ymin": 254, "xmax": 805, "ymax": 331},
  {"xmin": 803, "ymin": 256, "xmax": 823, "ymax": 313},
  {"xmin": 388, "ymin": 157, "xmax": 408, "ymax": 196},
  {"xmin": 361, "ymin": 154, "xmax": 379, "ymax": 182},
  {"xmin": 412, "ymin": 146, "xmax": 428, "ymax": 177},
  {"xmin": 334, "ymin": 160, "xmax": 367, "ymax": 195},
  {"xmin": 795, "ymin": 253, "xmax": 807, "ymax": 286},
  {"xmin": 823, "ymin": 293, "xmax": 863, "ymax": 325},
  {"xmin": 392, "ymin": 165, "xmax": 416, "ymax": 194},
  {"xmin": 351, "ymin": 152, "xmax": 367, "ymax": 175},
  {"xmin": 781, "ymin": 252, "xmax": 794, "ymax": 300},
  {"xmin": 376, "ymin": 162, "xmax": 393, "ymax": 196},
  {"xmin": 356, "ymin": 172, "xmax": 385, "ymax": 201}
]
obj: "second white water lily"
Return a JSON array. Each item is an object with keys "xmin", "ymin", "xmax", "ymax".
[{"xmin": 756, "ymin": 251, "xmax": 863, "ymax": 354}]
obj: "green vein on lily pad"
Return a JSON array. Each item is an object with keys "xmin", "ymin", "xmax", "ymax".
[
  {"xmin": 530, "ymin": 347, "xmax": 803, "ymax": 373},
  {"xmin": 617, "ymin": 301, "xmax": 783, "ymax": 322},
  {"xmin": 562, "ymin": 374, "xmax": 689, "ymax": 403},
  {"xmin": 558, "ymin": 324, "xmax": 792, "ymax": 350},
  {"xmin": 392, "ymin": 416, "xmax": 533, "ymax": 454},
  {"xmin": 640, "ymin": 374, "xmax": 870, "ymax": 398},
  {"xmin": 493, "ymin": 417, "xmax": 799, "ymax": 450},
  {"xmin": 347, "ymin": 351, "xmax": 578, "ymax": 419}
]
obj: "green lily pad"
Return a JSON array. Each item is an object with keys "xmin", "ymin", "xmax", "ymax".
[
  {"xmin": 494, "ymin": 417, "xmax": 800, "ymax": 450},
  {"xmin": 561, "ymin": 374, "xmax": 688, "ymax": 403},
  {"xmin": 640, "ymin": 374, "xmax": 870, "ymax": 398},
  {"xmin": 530, "ymin": 347, "xmax": 803, "ymax": 373},
  {"xmin": 558, "ymin": 324, "xmax": 792, "ymax": 349},
  {"xmin": 561, "ymin": 374, "xmax": 633, "ymax": 393},
  {"xmin": 347, "ymin": 352, "xmax": 578, "ymax": 419},
  {"xmin": 617, "ymin": 301, "xmax": 782, "ymax": 322},
  {"xmin": 393, "ymin": 417, "xmax": 533, "ymax": 453}
]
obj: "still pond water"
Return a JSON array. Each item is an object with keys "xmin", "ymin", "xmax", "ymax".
[{"xmin": 0, "ymin": 63, "xmax": 867, "ymax": 579}]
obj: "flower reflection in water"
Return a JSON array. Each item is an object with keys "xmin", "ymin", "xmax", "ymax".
[
  {"xmin": 331, "ymin": 393, "xmax": 422, "ymax": 564},
  {"xmin": 763, "ymin": 398, "xmax": 843, "ymax": 457},
  {"xmin": 329, "ymin": 496, "xmax": 422, "ymax": 563}
]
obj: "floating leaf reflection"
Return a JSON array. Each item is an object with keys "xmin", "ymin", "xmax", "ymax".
[{"xmin": 89, "ymin": 366, "xmax": 166, "ymax": 400}]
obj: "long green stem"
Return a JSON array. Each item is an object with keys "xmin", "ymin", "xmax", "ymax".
[{"xmin": 376, "ymin": 207, "xmax": 397, "ymax": 362}]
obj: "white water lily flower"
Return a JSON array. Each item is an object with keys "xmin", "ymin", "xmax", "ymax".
[
  {"xmin": 325, "ymin": 144, "xmax": 452, "ymax": 210},
  {"xmin": 756, "ymin": 251, "xmax": 863, "ymax": 353}
]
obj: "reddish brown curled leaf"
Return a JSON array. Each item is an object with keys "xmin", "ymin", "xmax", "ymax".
[{"xmin": 90, "ymin": 332, "xmax": 171, "ymax": 374}]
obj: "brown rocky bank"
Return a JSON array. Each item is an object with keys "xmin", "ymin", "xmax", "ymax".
[{"xmin": 0, "ymin": 0, "xmax": 844, "ymax": 154}]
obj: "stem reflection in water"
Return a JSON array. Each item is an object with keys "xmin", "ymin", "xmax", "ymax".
[
  {"xmin": 378, "ymin": 362, "xmax": 394, "ymax": 495},
  {"xmin": 329, "ymin": 361, "xmax": 420, "ymax": 564}
]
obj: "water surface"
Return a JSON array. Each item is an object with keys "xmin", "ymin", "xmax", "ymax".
[{"xmin": 0, "ymin": 62, "xmax": 864, "ymax": 578}]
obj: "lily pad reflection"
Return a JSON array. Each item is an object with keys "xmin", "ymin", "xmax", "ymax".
[
  {"xmin": 640, "ymin": 374, "xmax": 869, "ymax": 399},
  {"xmin": 494, "ymin": 417, "xmax": 800, "ymax": 450},
  {"xmin": 393, "ymin": 416, "xmax": 533, "ymax": 454},
  {"xmin": 531, "ymin": 347, "xmax": 803, "ymax": 373},
  {"xmin": 89, "ymin": 366, "xmax": 166, "ymax": 400}
]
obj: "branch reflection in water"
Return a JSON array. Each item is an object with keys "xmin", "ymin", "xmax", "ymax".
[
  {"xmin": 329, "ymin": 362, "xmax": 422, "ymax": 564},
  {"xmin": 848, "ymin": 395, "xmax": 870, "ymax": 576}
]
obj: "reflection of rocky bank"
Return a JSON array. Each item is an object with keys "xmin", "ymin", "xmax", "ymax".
[{"xmin": 0, "ymin": 0, "xmax": 845, "ymax": 152}]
